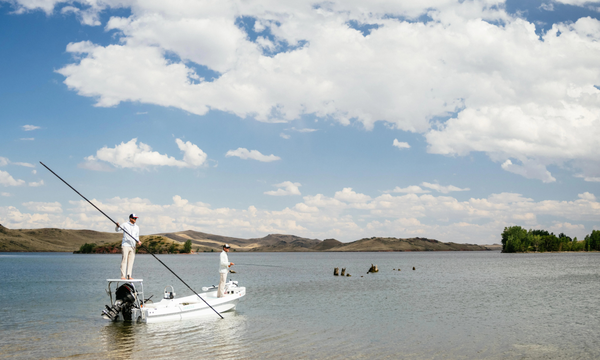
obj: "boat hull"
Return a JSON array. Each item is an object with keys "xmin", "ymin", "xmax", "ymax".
[{"xmin": 138, "ymin": 288, "xmax": 245, "ymax": 323}]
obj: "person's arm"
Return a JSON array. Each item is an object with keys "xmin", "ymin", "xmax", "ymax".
[
  {"xmin": 115, "ymin": 222, "xmax": 120, "ymax": 232},
  {"xmin": 135, "ymin": 225, "xmax": 141, "ymax": 245}
]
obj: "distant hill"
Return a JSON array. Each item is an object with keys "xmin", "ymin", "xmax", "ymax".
[
  {"xmin": 330, "ymin": 237, "xmax": 489, "ymax": 252},
  {"xmin": 0, "ymin": 224, "xmax": 497, "ymax": 252},
  {"xmin": 0, "ymin": 224, "xmax": 121, "ymax": 252}
]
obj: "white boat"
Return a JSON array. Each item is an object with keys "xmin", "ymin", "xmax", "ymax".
[{"xmin": 102, "ymin": 279, "xmax": 245, "ymax": 323}]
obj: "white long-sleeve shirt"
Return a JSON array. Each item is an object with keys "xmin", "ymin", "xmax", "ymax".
[
  {"xmin": 116, "ymin": 221, "xmax": 139, "ymax": 247},
  {"xmin": 219, "ymin": 250, "xmax": 229, "ymax": 274}
]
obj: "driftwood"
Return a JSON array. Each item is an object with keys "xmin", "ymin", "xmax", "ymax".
[{"xmin": 367, "ymin": 264, "xmax": 379, "ymax": 274}]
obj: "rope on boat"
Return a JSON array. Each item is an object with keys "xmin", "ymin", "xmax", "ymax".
[{"xmin": 40, "ymin": 161, "xmax": 224, "ymax": 319}]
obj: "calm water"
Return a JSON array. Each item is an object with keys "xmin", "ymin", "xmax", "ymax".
[{"xmin": 0, "ymin": 251, "xmax": 599, "ymax": 359}]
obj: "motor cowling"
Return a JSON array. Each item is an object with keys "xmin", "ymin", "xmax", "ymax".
[{"xmin": 102, "ymin": 283, "xmax": 138, "ymax": 321}]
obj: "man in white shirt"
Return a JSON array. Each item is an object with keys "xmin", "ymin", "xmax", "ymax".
[
  {"xmin": 218, "ymin": 244, "xmax": 234, "ymax": 297},
  {"xmin": 115, "ymin": 213, "xmax": 141, "ymax": 280}
]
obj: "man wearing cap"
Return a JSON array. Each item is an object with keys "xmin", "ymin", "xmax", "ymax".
[
  {"xmin": 218, "ymin": 244, "xmax": 234, "ymax": 297},
  {"xmin": 115, "ymin": 214, "xmax": 141, "ymax": 280}
]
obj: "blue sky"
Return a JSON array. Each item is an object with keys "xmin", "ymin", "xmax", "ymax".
[{"xmin": 1, "ymin": 0, "xmax": 600, "ymax": 244}]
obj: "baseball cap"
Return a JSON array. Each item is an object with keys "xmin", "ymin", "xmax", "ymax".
[
  {"xmin": 129, "ymin": 213, "xmax": 139, "ymax": 219},
  {"xmin": 223, "ymin": 244, "xmax": 230, "ymax": 248}
]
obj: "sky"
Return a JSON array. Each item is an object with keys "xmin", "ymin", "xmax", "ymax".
[{"xmin": 1, "ymin": 0, "xmax": 600, "ymax": 244}]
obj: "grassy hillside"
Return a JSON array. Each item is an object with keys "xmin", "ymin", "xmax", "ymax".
[
  {"xmin": 0, "ymin": 224, "xmax": 497, "ymax": 252},
  {"xmin": 0, "ymin": 224, "xmax": 120, "ymax": 252},
  {"xmin": 328, "ymin": 237, "xmax": 490, "ymax": 251}
]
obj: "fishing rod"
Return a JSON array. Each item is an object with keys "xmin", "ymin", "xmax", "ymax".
[{"xmin": 40, "ymin": 162, "xmax": 224, "ymax": 319}]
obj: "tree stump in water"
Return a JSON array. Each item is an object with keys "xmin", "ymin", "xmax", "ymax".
[
  {"xmin": 341, "ymin": 268, "xmax": 346, "ymax": 276},
  {"xmin": 367, "ymin": 264, "xmax": 379, "ymax": 273},
  {"xmin": 334, "ymin": 267, "xmax": 339, "ymax": 276}
]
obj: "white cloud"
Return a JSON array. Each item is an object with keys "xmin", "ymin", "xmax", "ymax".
[
  {"xmin": 225, "ymin": 148, "xmax": 280, "ymax": 162},
  {"xmin": 501, "ymin": 159, "xmax": 556, "ymax": 183},
  {"xmin": 0, "ymin": 170, "xmax": 26, "ymax": 187},
  {"xmin": 22, "ymin": 125, "xmax": 40, "ymax": 131},
  {"xmin": 280, "ymin": 133, "xmax": 291, "ymax": 139},
  {"xmin": 0, "ymin": 157, "xmax": 34, "ymax": 168},
  {"xmin": 421, "ymin": 182, "xmax": 470, "ymax": 194},
  {"xmin": 12, "ymin": 162, "xmax": 35, "ymax": 168},
  {"xmin": 575, "ymin": 174, "xmax": 600, "ymax": 182},
  {"xmin": 392, "ymin": 139, "xmax": 410, "ymax": 149},
  {"xmin": 334, "ymin": 188, "xmax": 372, "ymax": 203},
  {"xmin": 81, "ymin": 138, "xmax": 207, "ymax": 170},
  {"xmin": 1, "ymin": 192, "xmax": 11, "ymax": 197},
  {"xmin": 264, "ymin": 181, "xmax": 302, "ymax": 196},
  {"xmin": 389, "ymin": 185, "xmax": 430, "ymax": 194},
  {"xmin": 28, "ymin": 180, "xmax": 45, "ymax": 187},
  {"xmin": 20, "ymin": 138, "xmax": 35, "ymax": 141},
  {"xmin": 60, "ymin": 5, "xmax": 100, "ymax": 26},
  {"xmin": 9, "ymin": 0, "xmax": 600, "ymax": 182},
  {"xmin": 22, "ymin": 201, "xmax": 62, "ymax": 213},
  {"xmin": 2, "ymin": 189, "xmax": 598, "ymax": 244},
  {"xmin": 290, "ymin": 127, "xmax": 318, "ymax": 133}
]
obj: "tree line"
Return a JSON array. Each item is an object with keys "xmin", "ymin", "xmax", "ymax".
[{"xmin": 501, "ymin": 226, "xmax": 600, "ymax": 253}]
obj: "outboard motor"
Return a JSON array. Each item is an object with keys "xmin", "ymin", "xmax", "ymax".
[{"xmin": 102, "ymin": 283, "xmax": 138, "ymax": 321}]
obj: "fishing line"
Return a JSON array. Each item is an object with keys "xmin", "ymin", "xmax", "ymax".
[{"xmin": 40, "ymin": 161, "xmax": 224, "ymax": 319}]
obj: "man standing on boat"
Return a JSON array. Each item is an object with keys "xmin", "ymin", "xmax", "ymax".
[
  {"xmin": 218, "ymin": 244, "xmax": 234, "ymax": 297},
  {"xmin": 115, "ymin": 214, "xmax": 141, "ymax": 280}
]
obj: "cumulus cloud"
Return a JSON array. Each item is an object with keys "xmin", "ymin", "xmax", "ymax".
[
  {"xmin": 389, "ymin": 185, "xmax": 430, "ymax": 194},
  {"xmin": 421, "ymin": 182, "xmax": 470, "ymax": 194},
  {"xmin": 393, "ymin": 139, "xmax": 410, "ymax": 149},
  {"xmin": 501, "ymin": 159, "xmax": 556, "ymax": 183},
  {"xmin": 388, "ymin": 183, "xmax": 468, "ymax": 194},
  {"xmin": 1, "ymin": 192, "xmax": 11, "ymax": 197},
  {"xmin": 22, "ymin": 201, "xmax": 62, "ymax": 213},
  {"xmin": 225, "ymin": 148, "xmax": 280, "ymax": 162},
  {"xmin": 80, "ymin": 138, "xmax": 207, "ymax": 170},
  {"xmin": 2, "ymin": 189, "xmax": 598, "ymax": 244},
  {"xmin": 334, "ymin": 188, "xmax": 372, "ymax": 203},
  {"xmin": 28, "ymin": 180, "xmax": 45, "ymax": 187},
  {"xmin": 0, "ymin": 170, "xmax": 26, "ymax": 187},
  {"xmin": 264, "ymin": 181, "xmax": 302, "ymax": 196},
  {"xmin": 7, "ymin": 0, "xmax": 600, "ymax": 182},
  {"xmin": 22, "ymin": 125, "xmax": 40, "ymax": 131}
]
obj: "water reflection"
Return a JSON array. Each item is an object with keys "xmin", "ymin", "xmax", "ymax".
[
  {"xmin": 99, "ymin": 311, "xmax": 248, "ymax": 359},
  {"xmin": 101, "ymin": 322, "xmax": 137, "ymax": 359}
]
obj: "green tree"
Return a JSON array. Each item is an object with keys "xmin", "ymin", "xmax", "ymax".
[
  {"xmin": 502, "ymin": 226, "xmax": 527, "ymax": 253},
  {"xmin": 168, "ymin": 242, "xmax": 179, "ymax": 254},
  {"xmin": 78, "ymin": 243, "xmax": 96, "ymax": 253},
  {"xmin": 183, "ymin": 240, "xmax": 192, "ymax": 253},
  {"xmin": 588, "ymin": 230, "xmax": 600, "ymax": 251}
]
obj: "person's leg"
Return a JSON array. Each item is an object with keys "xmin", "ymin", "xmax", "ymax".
[
  {"xmin": 217, "ymin": 272, "xmax": 227, "ymax": 297},
  {"xmin": 126, "ymin": 247, "xmax": 136, "ymax": 279},
  {"xmin": 120, "ymin": 246, "xmax": 128, "ymax": 279}
]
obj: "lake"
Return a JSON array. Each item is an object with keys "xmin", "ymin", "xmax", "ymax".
[{"xmin": 0, "ymin": 251, "xmax": 599, "ymax": 359}]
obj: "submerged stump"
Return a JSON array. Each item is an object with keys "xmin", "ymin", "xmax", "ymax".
[
  {"xmin": 367, "ymin": 264, "xmax": 379, "ymax": 274},
  {"xmin": 334, "ymin": 267, "xmax": 339, "ymax": 276},
  {"xmin": 341, "ymin": 268, "xmax": 346, "ymax": 276}
]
